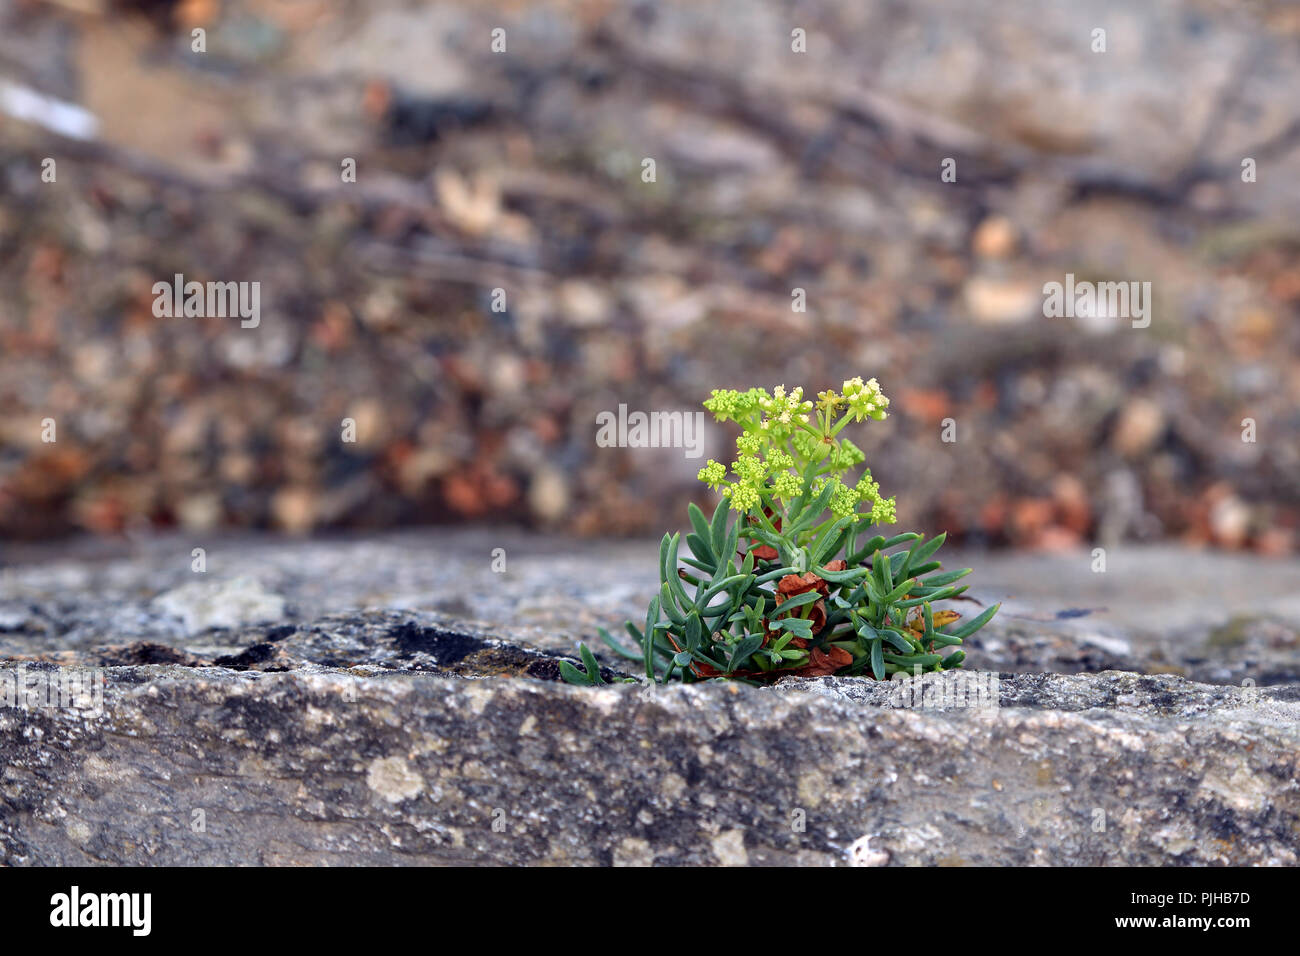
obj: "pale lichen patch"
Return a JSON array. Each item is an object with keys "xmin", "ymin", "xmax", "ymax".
[
  {"xmin": 366, "ymin": 755, "xmax": 423, "ymax": 803},
  {"xmin": 711, "ymin": 828, "xmax": 748, "ymax": 866}
]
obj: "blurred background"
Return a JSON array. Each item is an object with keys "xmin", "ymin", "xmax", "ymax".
[{"xmin": 1, "ymin": 0, "xmax": 1297, "ymax": 552}]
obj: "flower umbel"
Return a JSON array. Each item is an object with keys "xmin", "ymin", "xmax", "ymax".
[{"xmin": 698, "ymin": 381, "xmax": 896, "ymax": 524}]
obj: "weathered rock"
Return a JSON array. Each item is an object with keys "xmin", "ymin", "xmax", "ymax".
[
  {"xmin": 3, "ymin": 665, "xmax": 1297, "ymax": 866},
  {"xmin": 3, "ymin": 532, "xmax": 1299, "ymax": 684},
  {"xmin": 152, "ymin": 576, "xmax": 288, "ymax": 636},
  {"xmin": 2, "ymin": 534, "xmax": 1298, "ymax": 865},
  {"xmin": 2, "ymin": 606, "xmax": 626, "ymax": 684}
]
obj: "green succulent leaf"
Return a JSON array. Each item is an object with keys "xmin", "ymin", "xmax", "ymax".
[
  {"xmin": 881, "ymin": 629, "xmax": 914, "ymax": 654},
  {"xmin": 597, "ymin": 626, "xmax": 643, "ymax": 660},
  {"xmin": 919, "ymin": 567, "xmax": 973, "ymax": 589},
  {"xmin": 687, "ymin": 503, "xmax": 713, "ymax": 553},
  {"xmin": 941, "ymin": 603, "xmax": 1001, "ymax": 640},
  {"xmin": 559, "ymin": 643, "xmax": 608, "ymax": 685},
  {"xmin": 727, "ymin": 634, "xmax": 765, "ymax": 673},
  {"xmin": 709, "ymin": 497, "xmax": 730, "ymax": 559},
  {"xmin": 814, "ymin": 563, "xmax": 870, "ymax": 585},
  {"xmin": 772, "ymin": 590, "xmax": 821, "ymax": 614},
  {"xmin": 685, "ymin": 532, "xmax": 713, "ymax": 566},
  {"xmin": 772, "ymin": 617, "xmax": 814, "ymax": 639},
  {"xmin": 681, "ymin": 555, "xmax": 717, "ymax": 576},
  {"xmin": 882, "ymin": 652, "xmax": 942, "ymax": 668}
]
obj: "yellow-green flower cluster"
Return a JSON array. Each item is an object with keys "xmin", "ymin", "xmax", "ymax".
[
  {"xmin": 723, "ymin": 482, "xmax": 761, "ymax": 512},
  {"xmin": 732, "ymin": 453, "xmax": 767, "ymax": 485},
  {"xmin": 756, "ymin": 385, "xmax": 813, "ymax": 439},
  {"xmin": 697, "ymin": 459, "xmax": 727, "ymax": 489},
  {"xmin": 703, "ymin": 388, "xmax": 767, "ymax": 425},
  {"xmin": 697, "ymin": 380, "xmax": 896, "ymax": 524},
  {"xmin": 868, "ymin": 495, "xmax": 897, "ymax": 524},
  {"xmin": 699, "ymin": 431, "xmax": 806, "ymax": 511},
  {"xmin": 828, "ymin": 479, "xmax": 859, "ymax": 519},
  {"xmin": 771, "ymin": 470, "xmax": 803, "ymax": 501},
  {"xmin": 855, "ymin": 470, "xmax": 897, "ymax": 524},
  {"xmin": 841, "ymin": 376, "xmax": 890, "ymax": 422},
  {"xmin": 802, "ymin": 474, "xmax": 895, "ymax": 522}
]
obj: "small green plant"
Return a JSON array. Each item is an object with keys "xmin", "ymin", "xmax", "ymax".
[{"xmin": 562, "ymin": 379, "xmax": 998, "ymax": 686}]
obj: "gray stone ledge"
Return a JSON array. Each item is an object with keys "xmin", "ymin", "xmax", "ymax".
[{"xmin": 3, "ymin": 664, "xmax": 1297, "ymax": 866}]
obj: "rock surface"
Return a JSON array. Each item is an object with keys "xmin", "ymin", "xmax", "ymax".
[
  {"xmin": 1, "ymin": 532, "xmax": 1298, "ymax": 865},
  {"xmin": 3, "ymin": 531, "xmax": 1298, "ymax": 681},
  {"xmin": 3, "ymin": 665, "xmax": 1297, "ymax": 866}
]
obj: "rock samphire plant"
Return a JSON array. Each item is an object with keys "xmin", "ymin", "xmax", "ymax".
[{"xmin": 561, "ymin": 379, "xmax": 998, "ymax": 686}]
